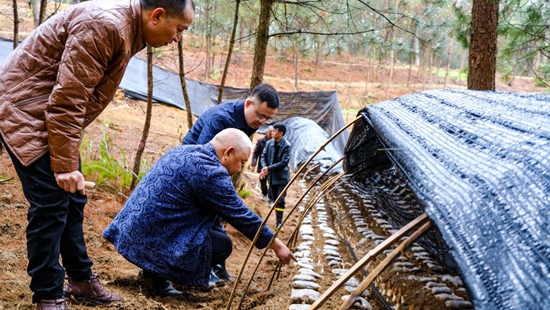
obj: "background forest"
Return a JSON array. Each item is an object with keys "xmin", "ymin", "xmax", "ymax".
[{"xmin": 4, "ymin": 0, "xmax": 550, "ymax": 94}]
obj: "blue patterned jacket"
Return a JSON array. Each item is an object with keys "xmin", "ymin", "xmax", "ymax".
[{"xmin": 103, "ymin": 143, "xmax": 273, "ymax": 286}]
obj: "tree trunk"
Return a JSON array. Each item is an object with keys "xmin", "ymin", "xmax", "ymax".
[
  {"xmin": 468, "ymin": 0, "xmax": 499, "ymax": 90},
  {"xmin": 218, "ymin": 0, "xmax": 241, "ymax": 104},
  {"xmin": 131, "ymin": 46, "xmax": 154, "ymax": 191},
  {"xmin": 314, "ymin": 41, "xmax": 322, "ymax": 76},
  {"xmin": 249, "ymin": 0, "xmax": 275, "ymax": 91},
  {"xmin": 407, "ymin": 51, "xmax": 413, "ymax": 88},
  {"xmin": 12, "ymin": 0, "xmax": 19, "ymax": 49},
  {"xmin": 38, "ymin": 0, "xmax": 47, "ymax": 25},
  {"xmin": 428, "ymin": 51, "xmax": 434, "ymax": 87},
  {"xmin": 204, "ymin": 4, "xmax": 212, "ymax": 82},
  {"xmin": 294, "ymin": 46, "xmax": 299, "ymax": 90},
  {"xmin": 178, "ymin": 40, "xmax": 194, "ymax": 130},
  {"xmin": 28, "ymin": 0, "xmax": 40, "ymax": 28},
  {"xmin": 444, "ymin": 40, "xmax": 454, "ymax": 88}
]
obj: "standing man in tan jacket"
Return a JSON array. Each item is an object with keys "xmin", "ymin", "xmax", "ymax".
[{"xmin": 0, "ymin": 0, "xmax": 195, "ymax": 309}]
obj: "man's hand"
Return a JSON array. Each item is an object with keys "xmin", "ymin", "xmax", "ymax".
[
  {"xmin": 250, "ymin": 165, "xmax": 256, "ymax": 171},
  {"xmin": 54, "ymin": 171, "xmax": 85, "ymax": 195},
  {"xmin": 269, "ymin": 238, "xmax": 297, "ymax": 265},
  {"xmin": 259, "ymin": 167, "xmax": 268, "ymax": 180}
]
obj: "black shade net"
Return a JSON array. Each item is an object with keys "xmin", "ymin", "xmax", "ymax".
[{"xmin": 344, "ymin": 89, "xmax": 550, "ymax": 310}]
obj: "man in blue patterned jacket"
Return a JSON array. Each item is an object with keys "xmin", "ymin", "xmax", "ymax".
[{"xmin": 103, "ymin": 129, "xmax": 295, "ymax": 290}]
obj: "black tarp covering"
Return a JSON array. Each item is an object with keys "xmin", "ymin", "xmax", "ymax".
[
  {"xmin": 281, "ymin": 117, "xmax": 343, "ymax": 174},
  {"xmin": 344, "ymin": 89, "xmax": 550, "ymax": 310},
  {"xmin": 120, "ymin": 58, "xmax": 349, "ymax": 152}
]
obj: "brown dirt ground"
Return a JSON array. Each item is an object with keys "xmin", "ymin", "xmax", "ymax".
[{"xmin": 0, "ymin": 1, "xmax": 545, "ymax": 309}]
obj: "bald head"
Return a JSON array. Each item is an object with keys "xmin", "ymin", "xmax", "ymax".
[{"xmin": 211, "ymin": 129, "xmax": 252, "ymax": 175}]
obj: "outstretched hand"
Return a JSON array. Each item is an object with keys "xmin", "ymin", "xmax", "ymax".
[
  {"xmin": 54, "ymin": 171, "xmax": 86, "ymax": 195},
  {"xmin": 269, "ymin": 238, "xmax": 297, "ymax": 265}
]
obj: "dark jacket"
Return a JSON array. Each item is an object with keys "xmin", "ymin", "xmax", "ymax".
[
  {"xmin": 0, "ymin": 0, "xmax": 145, "ymax": 171},
  {"xmin": 261, "ymin": 138, "xmax": 291, "ymax": 185},
  {"xmin": 251, "ymin": 135, "xmax": 269, "ymax": 172}
]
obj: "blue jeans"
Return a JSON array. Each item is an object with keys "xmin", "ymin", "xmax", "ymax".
[{"xmin": 2, "ymin": 140, "xmax": 92, "ymax": 303}]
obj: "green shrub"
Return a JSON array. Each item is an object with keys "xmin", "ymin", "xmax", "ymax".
[{"xmin": 81, "ymin": 127, "xmax": 150, "ymax": 193}]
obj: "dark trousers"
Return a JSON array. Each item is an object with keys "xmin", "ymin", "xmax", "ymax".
[
  {"xmin": 260, "ymin": 177, "xmax": 269, "ymax": 197},
  {"xmin": 270, "ymin": 183, "xmax": 287, "ymax": 226},
  {"xmin": 3, "ymin": 143, "xmax": 92, "ymax": 303},
  {"xmin": 210, "ymin": 229, "xmax": 233, "ymax": 267}
]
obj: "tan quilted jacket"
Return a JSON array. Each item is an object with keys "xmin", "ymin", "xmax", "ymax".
[{"xmin": 0, "ymin": 0, "xmax": 145, "ymax": 172}]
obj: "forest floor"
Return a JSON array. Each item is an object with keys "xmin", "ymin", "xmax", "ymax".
[{"xmin": 0, "ymin": 1, "xmax": 546, "ymax": 309}]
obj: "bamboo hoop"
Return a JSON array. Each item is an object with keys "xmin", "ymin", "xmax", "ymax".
[
  {"xmin": 308, "ymin": 213, "xmax": 429, "ymax": 309},
  {"xmin": 338, "ymin": 220, "xmax": 432, "ymax": 310}
]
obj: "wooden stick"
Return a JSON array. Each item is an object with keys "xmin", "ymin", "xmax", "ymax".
[
  {"xmin": 338, "ymin": 220, "xmax": 432, "ymax": 310},
  {"xmin": 308, "ymin": 213, "xmax": 430, "ymax": 310},
  {"xmin": 84, "ymin": 181, "xmax": 96, "ymax": 189}
]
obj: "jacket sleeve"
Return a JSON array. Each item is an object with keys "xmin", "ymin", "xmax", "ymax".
[
  {"xmin": 46, "ymin": 21, "xmax": 123, "ymax": 172},
  {"xmin": 251, "ymin": 140, "xmax": 262, "ymax": 167},
  {"xmin": 267, "ymin": 142, "xmax": 292, "ymax": 172},
  {"xmin": 195, "ymin": 114, "xmax": 229, "ymax": 145},
  {"xmin": 195, "ymin": 161, "xmax": 274, "ymax": 249},
  {"xmin": 260, "ymin": 140, "xmax": 270, "ymax": 169}
]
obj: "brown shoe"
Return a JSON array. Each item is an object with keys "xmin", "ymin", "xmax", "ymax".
[
  {"xmin": 64, "ymin": 274, "xmax": 122, "ymax": 305},
  {"xmin": 36, "ymin": 299, "xmax": 69, "ymax": 310}
]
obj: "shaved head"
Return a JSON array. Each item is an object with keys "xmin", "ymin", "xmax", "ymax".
[{"xmin": 211, "ymin": 128, "xmax": 252, "ymax": 155}]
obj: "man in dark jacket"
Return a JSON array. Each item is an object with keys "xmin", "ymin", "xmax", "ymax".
[
  {"xmin": 0, "ymin": 0, "xmax": 195, "ymax": 309},
  {"xmin": 260, "ymin": 123, "xmax": 292, "ymax": 229},
  {"xmin": 250, "ymin": 126, "xmax": 273, "ymax": 201}
]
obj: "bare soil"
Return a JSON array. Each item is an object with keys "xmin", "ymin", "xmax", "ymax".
[{"xmin": 0, "ymin": 1, "xmax": 545, "ymax": 309}]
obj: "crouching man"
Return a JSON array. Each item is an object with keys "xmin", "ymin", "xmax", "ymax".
[{"xmin": 103, "ymin": 128, "xmax": 296, "ymax": 294}]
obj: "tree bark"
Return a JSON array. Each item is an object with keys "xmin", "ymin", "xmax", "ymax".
[
  {"xmin": 12, "ymin": 0, "xmax": 19, "ymax": 49},
  {"xmin": 468, "ymin": 0, "xmax": 499, "ymax": 90},
  {"xmin": 218, "ymin": 0, "xmax": 241, "ymax": 104},
  {"xmin": 178, "ymin": 40, "xmax": 194, "ymax": 130},
  {"xmin": 38, "ymin": 0, "xmax": 47, "ymax": 25},
  {"xmin": 249, "ymin": 0, "xmax": 275, "ymax": 91},
  {"xmin": 444, "ymin": 40, "xmax": 453, "ymax": 88},
  {"xmin": 294, "ymin": 46, "xmax": 299, "ymax": 90},
  {"xmin": 131, "ymin": 46, "xmax": 154, "ymax": 191}
]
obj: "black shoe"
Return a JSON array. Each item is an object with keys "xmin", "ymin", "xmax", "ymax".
[
  {"xmin": 208, "ymin": 269, "xmax": 225, "ymax": 288},
  {"xmin": 141, "ymin": 270, "xmax": 182, "ymax": 297},
  {"xmin": 213, "ymin": 264, "xmax": 234, "ymax": 283}
]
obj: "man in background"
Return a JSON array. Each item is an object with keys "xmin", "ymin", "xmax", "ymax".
[
  {"xmin": 0, "ymin": 0, "xmax": 195, "ymax": 309},
  {"xmin": 183, "ymin": 83, "xmax": 280, "ymax": 145},
  {"xmin": 251, "ymin": 126, "xmax": 273, "ymax": 202},
  {"xmin": 260, "ymin": 123, "xmax": 292, "ymax": 230}
]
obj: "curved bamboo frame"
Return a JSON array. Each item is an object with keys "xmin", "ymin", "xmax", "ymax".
[
  {"xmin": 225, "ymin": 116, "xmax": 362, "ymax": 310},
  {"xmin": 308, "ymin": 213, "xmax": 430, "ymax": 309},
  {"xmin": 338, "ymin": 220, "xmax": 432, "ymax": 310}
]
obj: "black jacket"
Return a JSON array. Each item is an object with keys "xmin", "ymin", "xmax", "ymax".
[
  {"xmin": 251, "ymin": 135, "xmax": 269, "ymax": 172},
  {"xmin": 261, "ymin": 138, "xmax": 292, "ymax": 185}
]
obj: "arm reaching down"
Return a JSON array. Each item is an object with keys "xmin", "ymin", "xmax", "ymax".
[{"xmin": 269, "ymin": 238, "xmax": 297, "ymax": 264}]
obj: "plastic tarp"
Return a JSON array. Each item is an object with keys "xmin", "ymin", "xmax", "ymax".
[
  {"xmin": 282, "ymin": 117, "xmax": 343, "ymax": 174},
  {"xmin": 120, "ymin": 57, "xmax": 349, "ymax": 152},
  {"xmin": 343, "ymin": 89, "xmax": 550, "ymax": 310}
]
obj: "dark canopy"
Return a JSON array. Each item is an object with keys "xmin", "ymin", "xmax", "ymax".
[{"xmin": 344, "ymin": 89, "xmax": 550, "ymax": 310}]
